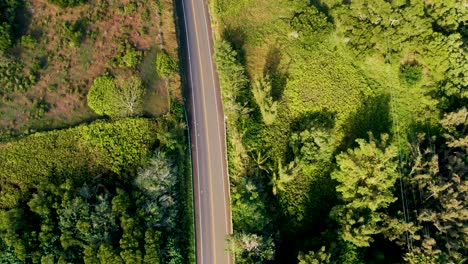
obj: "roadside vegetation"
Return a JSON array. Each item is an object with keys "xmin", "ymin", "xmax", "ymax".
[
  {"xmin": 211, "ymin": 0, "xmax": 467, "ymax": 263},
  {"xmin": 0, "ymin": 0, "xmax": 181, "ymax": 140},
  {"xmin": 0, "ymin": 0, "xmax": 194, "ymax": 262}
]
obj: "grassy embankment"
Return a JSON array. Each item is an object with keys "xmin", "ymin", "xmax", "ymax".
[{"xmin": 208, "ymin": 0, "xmax": 440, "ymax": 262}]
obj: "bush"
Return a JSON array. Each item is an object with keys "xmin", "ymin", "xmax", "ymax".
[
  {"xmin": 0, "ymin": 23, "xmax": 12, "ymax": 53},
  {"xmin": 87, "ymin": 74, "xmax": 145, "ymax": 117},
  {"xmin": 399, "ymin": 62, "xmax": 423, "ymax": 85},
  {"xmin": 214, "ymin": 40, "xmax": 248, "ymax": 99},
  {"xmin": 47, "ymin": 0, "xmax": 87, "ymax": 8},
  {"xmin": 87, "ymin": 74, "xmax": 116, "ymax": 116},
  {"xmin": 0, "ymin": 56, "xmax": 36, "ymax": 96},
  {"xmin": 112, "ymin": 43, "xmax": 142, "ymax": 69},
  {"xmin": 63, "ymin": 20, "xmax": 85, "ymax": 48},
  {"xmin": 155, "ymin": 51, "xmax": 177, "ymax": 78},
  {"xmin": 290, "ymin": 6, "xmax": 331, "ymax": 44}
]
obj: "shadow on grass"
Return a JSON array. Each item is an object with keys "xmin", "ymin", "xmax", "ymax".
[
  {"xmin": 339, "ymin": 93, "xmax": 392, "ymax": 152},
  {"xmin": 290, "ymin": 110, "xmax": 336, "ymax": 132},
  {"xmin": 309, "ymin": 0, "xmax": 334, "ymax": 24},
  {"xmin": 221, "ymin": 26, "xmax": 247, "ymax": 67},
  {"xmin": 263, "ymin": 46, "xmax": 289, "ymax": 101}
]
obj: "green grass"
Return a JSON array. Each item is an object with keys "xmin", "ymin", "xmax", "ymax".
[
  {"xmin": 0, "ymin": 118, "xmax": 158, "ymax": 208},
  {"xmin": 211, "ymin": 0, "xmax": 442, "ymax": 262}
]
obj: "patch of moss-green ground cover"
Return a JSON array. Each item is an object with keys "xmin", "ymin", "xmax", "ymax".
[
  {"xmin": 211, "ymin": 0, "xmax": 442, "ymax": 262},
  {"xmin": 0, "ymin": 118, "xmax": 158, "ymax": 209}
]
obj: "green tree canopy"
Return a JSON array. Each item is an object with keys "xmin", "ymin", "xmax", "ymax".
[
  {"xmin": 87, "ymin": 74, "xmax": 145, "ymax": 118},
  {"xmin": 330, "ymin": 134, "xmax": 399, "ymax": 247}
]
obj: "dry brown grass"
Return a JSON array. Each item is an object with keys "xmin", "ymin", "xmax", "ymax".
[{"xmin": 0, "ymin": 0, "xmax": 181, "ymax": 134}]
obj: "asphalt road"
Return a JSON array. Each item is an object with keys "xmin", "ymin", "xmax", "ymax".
[{"xmin": 180, "ymin": 0, "xmax": 233, "ymax": 263}]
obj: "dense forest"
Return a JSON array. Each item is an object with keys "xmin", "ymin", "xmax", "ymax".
[
  {"xmin": 0, "ymin": 0, "xmax": 193, "ymax": 263},
  {"xmin": 211, "ymin": 0, "xmax": 467, "ymax": 263}
]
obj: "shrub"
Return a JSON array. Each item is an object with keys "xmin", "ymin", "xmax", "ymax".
[
  {"xmin": 112, "ymin": 42, "xmax": 142, "ymax": 69},
  {"xmin": 63, "ymin": 20, "xmax": 85, "ymax": 48},
  {"xmin": 399, "ymin": 62, "xmax": 423, "ymax": 85},
  {"xmin": 0, "ymin": 23, "xmax": 12, "ymax": 53},
  {"xmin": 155, "ymin": 51, "xmax": 177, "ymax": 78},
  {"xmin": 87, "ymin": 74, "xmax": 116, "ymax": 116},
  {"xmin": 47, "ymin": 0, "xmax": 87, "ymax": 8},
  {"xmin": 0, "ymin": 57, "xmax": 36, "ymax": 96},
  {"xmin": 87, "ymin": 74, "xmax": 145, "ymax": 117},
  {"xmin": 290, "ymin": 6, "xmax": 331, "ymax": 44}
]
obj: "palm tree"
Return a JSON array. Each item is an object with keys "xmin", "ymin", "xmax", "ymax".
[{"xmin": 270, "ymin": 159, "xmax": 299, "ymax": 195}]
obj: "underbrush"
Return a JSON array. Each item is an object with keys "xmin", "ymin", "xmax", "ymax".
[{"xmin": 211, "ymin": 0, "xmax": 453, "ymax": 263}]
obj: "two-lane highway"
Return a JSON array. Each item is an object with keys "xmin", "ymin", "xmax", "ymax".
[{"xmin": 179, "ymin": 0, "xmax": 233, "ymax": 263}]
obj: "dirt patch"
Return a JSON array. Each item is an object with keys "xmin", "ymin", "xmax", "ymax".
[{"xmin": 0, "ymin": 0, "xmax": 181, "ymax": 137}]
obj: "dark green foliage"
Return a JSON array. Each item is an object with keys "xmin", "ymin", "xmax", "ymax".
[
  {"xmin": 0, "ymin": 0, "xmax": 24, "ymax": 53},
  {"xmin": 0, "ymin": 110, "xmax": 191, "ymax": 262},
  {"xmin": 0, "ymin": 56, "xmax": 36, "ymax": 96},
  {"xmin": 394, "ymin": 108, "xmax": 468, "ymax": 263},
  {"xmin": 400, "ymin": 62, "xmax": 423, "ymax": 85},
  {"xmin": 291, "ymin": 5, "xmax": 332, "ymax": 44},
  {"xmin": 62, "ymin": 20, "xmax": 86, "ymax": 48},
  {"xmin": 331, "ymin": 134, "xmax": 399, "ymax": 247},
  {"xmin": 0, "ymin": 23, "xmax": 12, "ymax": 53},
  {"xmin": 47, "ymin": 0, "xmax": 87, "ymax": 8}
]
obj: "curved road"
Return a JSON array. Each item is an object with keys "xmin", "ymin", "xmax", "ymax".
[{"xmin": 179, "ymin": 0, "xmax": 233, "ymax": 263}]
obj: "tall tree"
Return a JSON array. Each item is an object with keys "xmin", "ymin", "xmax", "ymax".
[
  {"xmin": 330, "ymin": 134, "xmax": 399, "ymax": 247},
  {"xmin": 399, "ymin": 108, "xmax": 468, "ymax": 263}
]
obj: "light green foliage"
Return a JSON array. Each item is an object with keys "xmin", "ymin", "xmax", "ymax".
[
  {"xmin": 214, "ymin": 40, "xmax": 248, "ymax": 100},
  {"xmin": 79, "ymin": 119, "xmax": 157, "ymax": 174},
  {"xmin": 270, "ymin": 160, "xmax": 297, "ymax": 196},
  {"xmin": 284, "ymin": 47, "xmax": 371, "ymax": 123},
  {"xmin": 135, "ymin": 151, "xmax": 178, "ymax": 229},
  {"xmin": 123, "ymin": 2, "xmax": 137, "ymax": 14},
  {"xmin": 113, "ymin": 42, "xmax": 143, "ymax": 69},
  {"xmin": 291, "ymin": 6, "xmax": 331, "ymax": 44},
  {"xmin": 252, "ymin": 76, "xmax": 278, "ymax": 125},
  {"xmin": 155, "ymin": 51, "xmax": 177, "ymax": 78},
  {"xmin": 331, "ymin": 134, "xmax": 399, "ymax": 247},
  {"xmin": 143, "ymin": 230, "xmax": 161, "ymax": 264},
  {"xmin": 227, "ymin": 232, "xmax": 275, "ymax": 264},
  {"xmin": 231, "ymin": 179, "xmax": 270, "ymax": 232},
  {"xmin": 87, "ymin": 74, "xmax": 146, "ymax": 117},
  {"xmin": 298, "ymin": 247, "xmax": 331, "ymax": 264},
  {"xmin": 332, "ymin": 0, "xmax": 467, "ymax": 99},
  {"xmin": 87, "ymin": 74, "xmax": 116, "ymax": 116},
  {"xmin": 290, "ymin": 126, "xmax": 333, "ymax": 164},
  {"xmin": 0, "ymin": 118, "xmax": 157, "ymax": 208}
]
